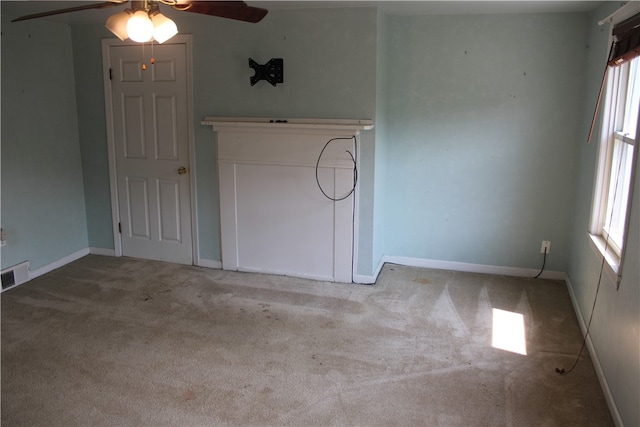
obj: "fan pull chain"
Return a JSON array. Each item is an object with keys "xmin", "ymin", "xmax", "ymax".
[
  {"xmin": 139, "ymin": 42, "xmax": 156, "ymax": 71},
  {"xmin": 141, "ymin": 42, "xmax": 146, "ymax": 70},
  {"xmin": 140, "ymin": 42, "xmax": 157, "ymax": 71}
]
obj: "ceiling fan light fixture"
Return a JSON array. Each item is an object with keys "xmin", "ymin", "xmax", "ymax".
[
  {"xmin": 105, "ymin": 9, "xmax": 132, "ymax": 41},
  {"xmin": 151, "ymin": 12, "xmax": 178, "ymax": 44},
  {"xmin": 126, "ymin": 10, "xmax": 154, "ymax": 43}
]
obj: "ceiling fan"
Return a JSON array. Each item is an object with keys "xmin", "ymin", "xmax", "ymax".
[{"xmin": 12, "ymin": 1, "xmax": 268, "ymax": 43}]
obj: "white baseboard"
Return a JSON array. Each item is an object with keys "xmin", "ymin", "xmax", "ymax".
[
  {"xmin": 382, "ymin": 255, "xmax": 567, "ymax": 281},
  {"xmin": 89, "ymin": 247, "xmax": 116, "ymax": 256},
  {"xmin": 564, "ymin": 277, "xmax": 623, "ymax": 427},
  {"xmin": 90, "ymin": 251, "xmax": 219, "ymax": 267},
  {"xmin": 352, "ymin": 274, "xmax": 375, "ymax": 284},
  {"xmin": 238, "ymin": 266, "xmax": 334, "ymax": 282},
  {"xmin": 197, "ymin": 258, "xmax": 222, "ymax": 269},
  {"xmin": 28, "ymin": 247, "xmax": 90, "ymax": 281},
  {"xmin": 11, "ymin": 251, "xmax": 222, "ymax": 290},
  {"xmin": 353, "ymin": 256, "xmax": 385, "ymax": 284},
  {"xmin": 353, "ymin": 255, "xmax": 566, "ymax": 284}
]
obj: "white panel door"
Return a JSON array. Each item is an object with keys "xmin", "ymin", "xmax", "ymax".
[{"xmin": 109, "ymin": 43, "xmax": 192, "ymax": 264}]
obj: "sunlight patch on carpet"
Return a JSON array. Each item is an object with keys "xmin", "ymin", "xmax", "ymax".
[{"xmin": 491, "ymin": 308, "xmax": 527, "ymax": 355}]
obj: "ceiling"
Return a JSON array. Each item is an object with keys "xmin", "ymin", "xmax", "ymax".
[
  {"xmin": 260, "ymin": 1, "xmax": 606, "ymax": 15},
  {"xmin": 1, "ymin": 0, "xmax": 606, "ymax": 24}
]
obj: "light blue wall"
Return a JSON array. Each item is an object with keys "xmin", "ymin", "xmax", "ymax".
[
  {"xmin": 383, "ymin": 13, "xmax": 588, "ymax": 271},
  {"xmin": 372, "ymin": 9, "xmax": 390, "ymax": 274},
  {"xmin": 356, "ymin": 130, "xmax": 376, "ymax": 276},
  {"xmin": 71, "ymin": 25, "xmax": 115, "ymax": 250},
  {"xmin": 180, "ymin": 8, "xmax": 377, "ymax": 119},
  {"xmin": 1, "ymin": 15, "xmax": 88, "ymax": 271},
  {"xmin": 353, "ymin": 10, "xmax": 389, "ymax": 277},
  {"xmin": 184, "ymin": 8, "xmax": 379, "ymax": 263},
  {"xmin": 3, "ymin": 7, "xmax": 592, "ymax": 276},
  {"xmin": 568, "ymin": 3, "xmax": 640, "ymax": 426},
  {"xmin": 69, "ymin": 8, "xmax": 379, "ymax": 264}
]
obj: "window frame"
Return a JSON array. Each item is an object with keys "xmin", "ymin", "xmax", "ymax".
[{"xmin": 589, "ymin": 56, "xmax": 639, "ymax": 286}]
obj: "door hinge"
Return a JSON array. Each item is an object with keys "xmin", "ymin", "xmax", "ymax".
[
  {"xmin": 118, "ymin": 222, "xmax": 122, "ymax": 233},
  {"xmin": 109, "ymin": 68, "xmax": 113, "ymax": 80}
]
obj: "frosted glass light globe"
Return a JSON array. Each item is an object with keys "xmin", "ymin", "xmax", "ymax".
[
  {"xmin": 152, "ymin": 13, "xmax": 178, "ymax": 44},
  {"xmin": 105, "ymin": 10, "xmax": 131, "ymax": 41},
  {"xmin": 126, "ymin": 10, "xmax": 154, "ymax": 43}
]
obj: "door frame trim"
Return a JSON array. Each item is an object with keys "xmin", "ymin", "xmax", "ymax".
[{"xmin": 101, "ymin": 35, "xmax": 197, "ymax": 263}]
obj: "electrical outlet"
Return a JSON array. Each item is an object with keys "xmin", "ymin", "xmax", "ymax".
[{"xmin": 541, "ymin": 240, "xmax": 551, "ymax": 254}]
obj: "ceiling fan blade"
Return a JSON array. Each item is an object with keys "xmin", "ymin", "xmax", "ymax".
[
  {"xmin": 174, "ymin": 1, "xmax": 268, "ymax": 23},
  {"xmin": 11, "ymin": 1, "xmax": 126, "ymax": 23}
]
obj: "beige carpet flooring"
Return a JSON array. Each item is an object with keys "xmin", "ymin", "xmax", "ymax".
[{"xmin": 1, "ymin": 255, "xmax": 613, "ymax": 426}]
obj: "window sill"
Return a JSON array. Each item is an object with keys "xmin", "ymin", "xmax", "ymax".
[{"xmin": 587, "ymin": 233, "xmax": 621, "ymax": 288}]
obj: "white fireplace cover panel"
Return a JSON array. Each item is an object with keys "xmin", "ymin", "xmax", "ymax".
[
  {"xmin": 235, "ymin": 163, "xmax": 339, "ymax": 280},
  {"xmin": 208, "ymin": 119, "xmax": 372, "ymax": 283}
]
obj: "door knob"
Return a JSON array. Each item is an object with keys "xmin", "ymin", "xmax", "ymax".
[{"xmin": 178, "ymin": 167, "xmax": 188, "ymax": 175}]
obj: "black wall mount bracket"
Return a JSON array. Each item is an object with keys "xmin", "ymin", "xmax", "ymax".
[{"xmin": 249, "ymin": 58, "xmax": 284, "ymax": 87}]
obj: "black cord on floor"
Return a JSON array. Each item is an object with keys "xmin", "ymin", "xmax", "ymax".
[
  {"xmin": 556, "ymin": 248, "xmax": 607, "ymax": 376},
  {"xmin": 556, "ymin": 139, "xmax": 626, "ymax": 376},
  {"xmin": 533, "ymin": 248, "xmax": 547, "ymax": 279}
]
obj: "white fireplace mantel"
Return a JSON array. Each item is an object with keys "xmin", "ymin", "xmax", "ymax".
[
  {"xmin": 202, "ymin": 116, "xmax": 374, "ymax": 283},
  {"xmin": 201, "ymin": 117, "xmax": 374, "ymax": 135}
]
